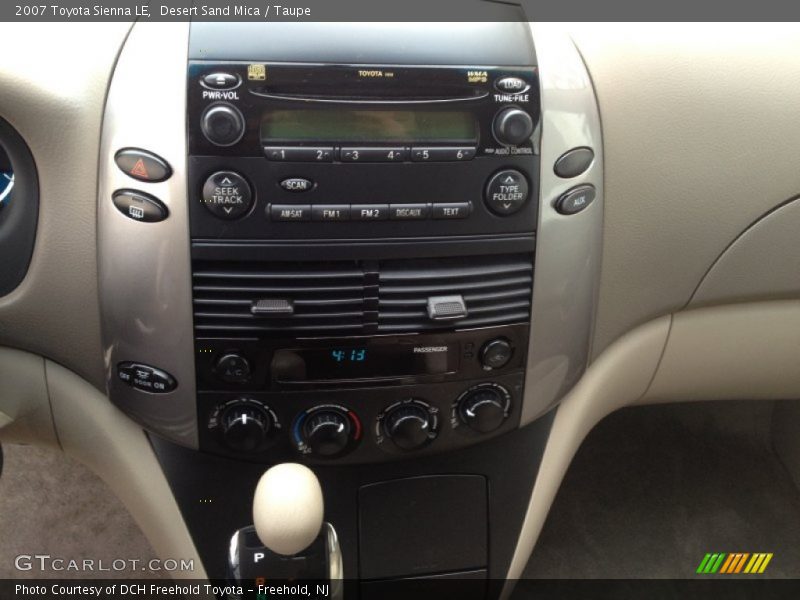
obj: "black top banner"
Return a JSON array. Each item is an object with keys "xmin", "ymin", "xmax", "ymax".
[{"xmin": 3, "ymin": 0, "xmax": 800, "ymax": 22}]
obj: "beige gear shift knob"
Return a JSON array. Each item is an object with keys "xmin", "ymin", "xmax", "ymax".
[{"xmin": 252, "ymin": 463, "xmax": 324, "ymax": 556}]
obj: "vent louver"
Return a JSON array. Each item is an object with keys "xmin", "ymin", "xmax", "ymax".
[
  {"xmin": 192, "ymin": 261, "xmax": 371, "ymax": 336},
  {"xmin": 192, "ymin": 254, "xmax": 532, "ymax": 339},
  {"xmin": 377, "ymin": 255, "xmax": 533, "ymax": 333}
]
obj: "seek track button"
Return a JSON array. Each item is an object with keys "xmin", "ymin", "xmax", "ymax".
[{"xmin": 201, "ymin": 171, "xmax": 253, "ymax": 220}]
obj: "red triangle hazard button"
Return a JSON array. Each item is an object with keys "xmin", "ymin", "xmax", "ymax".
[{"xmin": 130, "ymin": 158, "xmax": 149, "ymax": 179}]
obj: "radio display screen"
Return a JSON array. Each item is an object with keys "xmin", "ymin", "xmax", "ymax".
[
  {"xmin": 260, "ymin": 109, "xmax": 478, "ymax": 143},
  {"xmin": 271, "ymin": 343, "xmax": 457, "ymax": 382}
]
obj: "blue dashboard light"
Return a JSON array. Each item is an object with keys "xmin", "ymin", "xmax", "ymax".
[
  {"xmin": 0, "ymin": 172, "xmax": 13, "ymax": 207},
  {"xmin": 331, "ymin": 348, "xmax": 367, "ymax": 364}
]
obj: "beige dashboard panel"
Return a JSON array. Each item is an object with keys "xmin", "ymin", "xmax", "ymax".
[
  {"xmin": 690, "ymin": 197, "xmax": 800, "ymax": 307},
  {"xmin": 0, "ymin": 346, "xmax": 57, "ymax": 447},
  {"xmin": 645, "ymin": 300, "xmax": 800, "ymax": 403},
  {"xmin": 568, "ymin": 24, "xmax": 800, "ymax": 357},
  {"xmin": 0, "ymin": 23, "xmax": 131, "ymax": 390}
]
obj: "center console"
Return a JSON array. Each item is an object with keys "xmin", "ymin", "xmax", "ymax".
[
  {"xmin": 97, "ymin": 15, "xmax": 602, "ymax": 597},
  {"xmin": 185, "ymin": 54, "xmax": 539, "ymax": 465}
]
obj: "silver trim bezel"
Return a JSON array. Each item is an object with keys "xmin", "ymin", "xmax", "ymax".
[
  {"xmin": 520, "ymin": 23, "xmax": 604, "ymax": 425},
  {"xmin": 97, "ymin": 22, "xmax": 198, "ymax": 448}
]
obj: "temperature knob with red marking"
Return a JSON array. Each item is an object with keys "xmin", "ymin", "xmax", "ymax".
[{"xmin": 292, "ymin": 405, "xmax": 362, "ymax": 458}]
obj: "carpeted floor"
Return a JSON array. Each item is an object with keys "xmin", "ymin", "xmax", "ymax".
[
  {"xmin": 522, "ymin": 402, "xmax": 800, "ymax": 580},
  {"xmin": 0, "ymin": 442, "xmax": 164, "ymax": 579}
]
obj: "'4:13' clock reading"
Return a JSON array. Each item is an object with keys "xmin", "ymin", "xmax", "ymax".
[{"xmin": 331, "ymin": 348, "xmax": 367, "ymax": 363}]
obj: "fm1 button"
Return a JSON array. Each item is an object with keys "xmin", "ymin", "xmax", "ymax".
[
  {"xmin": 215, "ymin": 353, "xmax": 252, "ymax": 384},
  {"xmin": 485, "ymin": 169, "xmax": 529, "ymax": 216},
  {"xmin": 201, "ymin": 171, "xmax": 253, "ymax": 220}
]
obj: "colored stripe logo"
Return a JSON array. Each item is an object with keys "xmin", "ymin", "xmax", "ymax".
[{"xmin": 696, "ymin": 553, "xmax": 773, "ymax": 574}]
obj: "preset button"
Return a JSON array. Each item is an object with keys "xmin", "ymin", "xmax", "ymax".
[
  {"xmin": 264, "ymin": 147, "xmax": 334, "ymax": 162},
  {"xmin": 340, "ymin": 147, "xmax": 407, "ymax": 162}
]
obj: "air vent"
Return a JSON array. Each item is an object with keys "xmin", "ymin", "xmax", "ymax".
[
  {"xmin": 192, "ymin": 260, "xmax": 371, "ymax": 337},
  {"xmin": 192, "ymin": 254, "xmax": 533, "ymax": 339},
  {"xmin": 377, "ymin": 255, "xmax": 533, "ymax": 333}
]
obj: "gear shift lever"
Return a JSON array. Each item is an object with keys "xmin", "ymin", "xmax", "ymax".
[
  {"xmin": 227, "ymin": 463, "xmax": 343, "ymax": 600},
  {"xmin": 252, "ymin": 463, "xmax": 324, "ymax": 555}
]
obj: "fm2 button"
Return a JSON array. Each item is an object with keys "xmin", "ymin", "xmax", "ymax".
[
  {"xmin": 485, "ymin": 169, "xmax": 529, "ymax": 216},
  {"xmin": 201, "ymin": 171, "xmax": 253, "ymax": 220}
]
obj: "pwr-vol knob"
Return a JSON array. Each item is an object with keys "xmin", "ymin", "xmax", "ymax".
[{"xmin": 200, "ymin": 103, "xmax": 245, "ymax": 147}]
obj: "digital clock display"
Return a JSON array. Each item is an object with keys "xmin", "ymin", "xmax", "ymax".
[
  {"xmin": 330, "ymin": 348, "xmax": 367, "ymax": 363},
  {"xmin": 271, "ymin": 343, "xmax": 455, "ymax": 383}
]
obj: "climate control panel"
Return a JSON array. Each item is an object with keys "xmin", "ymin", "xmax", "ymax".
[{"xmin": 199, "ymin": 373, "xmax": 522, "ymax": 465}]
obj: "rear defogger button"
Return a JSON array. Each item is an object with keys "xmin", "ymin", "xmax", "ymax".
[
  {"xmin": 201, "ymin": 171, "xmax": 253, "ymax": 220},
  {"xmin": 484, "ymin": 169, "xmax": 529, "ymax": 216}
]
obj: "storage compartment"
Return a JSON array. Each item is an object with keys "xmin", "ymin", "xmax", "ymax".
[{"xmin": 359, "ymin": 475, "xmax": 488, "ymax": 579}]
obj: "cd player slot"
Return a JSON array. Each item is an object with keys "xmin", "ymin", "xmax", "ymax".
[{"xmin": 249, "ymin": 88, "xmax": 489, "ymax": 104}]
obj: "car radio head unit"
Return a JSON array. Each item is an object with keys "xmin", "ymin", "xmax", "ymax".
[{"xmin": 186, "ymin": 62, "xmax": 540, "ymax": 240}]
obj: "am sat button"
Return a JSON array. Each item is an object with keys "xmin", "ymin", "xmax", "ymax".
[
  {"xmin": 114, "ymin": 148, "xmax": 172, "ymax": 183},
  {"xmin": 556, "ymin": 185, "xmax": 596, "ymax": 215},
  {"xmin": 270, "ymin": 204, "xmax": 311, "ymax": 221},
  {"xmin": 112, "ymin": 189, "xmax": 168, "ymax": 223},
  {"xmin": 280, "ymin": 177, "xmax": 314, "ymax": 192}
]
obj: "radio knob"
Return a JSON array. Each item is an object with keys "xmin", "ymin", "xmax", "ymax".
[
  {"xmin": 303, "ymin": 409, "xmax": 352, "ymax": 457},
  {"xmin": 384, "ymin": 403, "xmax": 434, "ymax": 451},
  {"xmin": 200, "ymin": 103, "xmax": 245, "ymax": 147},
  {"xmin": 458, "ymin": 385, "xmax": 509, "ymax": 434},
  {"xmin": 220, "ymin": 400, "xmax": 273, "ymax": 453},
  {"xmin": 493, "ymin": 107, "xmax": 534, "ymax": 146}
]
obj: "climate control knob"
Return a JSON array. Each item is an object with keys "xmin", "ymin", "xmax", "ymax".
[
  {"xmin": 302, "ymin": 408, "xmax": 352, "ymax": 457},
  {"xmin": 200, "ymin": 103, "xmax": 245, "ymax": 147},
  {"xmin": 492, "ymin": 107, "xmax": 534, "ymax": 146},
  {"xmin": 382, "ymin": 400, "xmax": 438, "ymax": 451},
  {"xmin": 457, "ymin": 384, "xmax": 511, "ymax": 434},
  {"xmin": 220, "ymin": 399, "xmax": 274, "ymax": 453}
]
